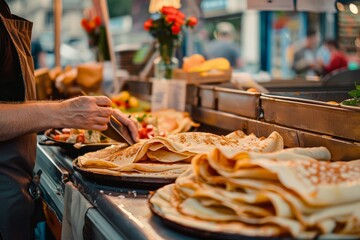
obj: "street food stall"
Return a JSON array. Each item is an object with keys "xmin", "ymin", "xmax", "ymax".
[{"xmin": 30, "ymin": 0, "xmax": 360, "ymax": 239}]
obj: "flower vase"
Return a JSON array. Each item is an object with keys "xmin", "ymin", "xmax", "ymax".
[{"xmin": 154, "ymin": 42, "xmax": 179, "ymax": 79}]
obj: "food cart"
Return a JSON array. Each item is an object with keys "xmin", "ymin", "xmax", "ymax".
[{"xmin": 35, "ymin": 0, "xmax": 360, "ymax": 239}]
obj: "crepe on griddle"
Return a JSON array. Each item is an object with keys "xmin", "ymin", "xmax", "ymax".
[
  {"xmin": 150, "ymin": 147, "xmax": 360, "ymax": 238},
  {"xmin": 76, "ymin": 131, "xmax": 284, "ymax": 177}
]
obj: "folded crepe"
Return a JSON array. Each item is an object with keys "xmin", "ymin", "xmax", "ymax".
[
  {"xmin": 76, "ymin": 131, "xmax": 284, "ymax": 177},
  {"xmin": 148, "ymin": 109, "xmax": 200, "ymax": 135},
  {"xmin": 150, "ymin": 147, "xmax": 360, "ymax": 238}
]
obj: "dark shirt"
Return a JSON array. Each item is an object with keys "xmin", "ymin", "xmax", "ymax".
[
  {"xmin": 292, "ymin": 47, "xmax": 317, "ymax": 76},
  {"xmin": 205, "ymin": 40, "xmax": 240, "ymax": 68},
  {"xmin": 0, "ymin": 2, "xmax": 24, "ymax": 102}
]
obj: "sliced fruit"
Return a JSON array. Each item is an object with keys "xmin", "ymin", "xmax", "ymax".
[
  {"xmin": 188, "ymin": 58, "xmax": 230, "ymax": 72},
  {"xmin": 129, "ymin": 96, "xmax": 139, "ymax": 108}
]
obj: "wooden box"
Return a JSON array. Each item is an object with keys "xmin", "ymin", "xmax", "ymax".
[{"xmin": 173, "ymin": 69, "xmax": 232, "ymax": 84}]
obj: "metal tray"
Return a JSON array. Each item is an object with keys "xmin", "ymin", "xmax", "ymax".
[
  {"xmin": 73, "ymin": 159, "xmax": 176, "ymax": 189},
  {"xmin": 192, "ymin": 107, "xmax": 360, "ymax": 161},
  {"xmin": 40, "ymin": 129, "xmax": 120, "ymax": 156},
  {"xmin": 262, "ymin": 91, "xmax": 349, "ymax": 107},
  {"xmin": 148, "ymin": 192, "xmax": 286, "ymax": 240},
  {"xmin": 261, "ymin": 96, "xmax": 360, "ymax": 142},
  {"xmin": 216, "ymin": 87, "xmax": 261, "ymax": 119},
  {"xmin": 198, "ymin": 85, "xmax": 216, "ymax": 109}
]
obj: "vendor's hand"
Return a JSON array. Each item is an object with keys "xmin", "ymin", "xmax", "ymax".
[
  {"xmin": 60, "ymin": 96, "xmax": 113, "ymax": 131},
  {"xmin": 111, "ymin": 109, "xmax": 140, "ymax": 142}
]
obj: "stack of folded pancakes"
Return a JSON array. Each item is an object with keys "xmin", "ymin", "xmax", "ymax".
[
  {"xmin": 150, "ymin": 147, "xmax": 360, "ymax": 238},
  {"xmin": 76, "ymin": 131, "xmax": 283, "ymax": 177}
]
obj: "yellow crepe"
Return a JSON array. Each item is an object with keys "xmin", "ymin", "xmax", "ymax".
[
  {"xmin": 150, "ymin": 146, "xmax": 360, "ymax": 238},
  {"xmin": 77, "ymin": 131, "xmax": 284, "ymax": 177}
]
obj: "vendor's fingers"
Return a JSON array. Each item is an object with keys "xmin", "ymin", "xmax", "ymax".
[
  {"xmin": 93, "ymin": 116, "xmax": 110, "ymax": 125},
  {"xmin": 91, "ymin": 124, "xmax": 109, "ymax": 131},
  {"xmin": 94, "ymin": 96, "xmax": 112, "ymax": 107},
  {"xmin": 112, "ymin": 110, "xmax": 140, "ymax": 142},
  {"xmin": 97, "ymin": 107, "xmax": 114, "ymax": 117}
]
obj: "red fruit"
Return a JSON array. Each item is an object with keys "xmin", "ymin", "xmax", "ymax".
[
  {"xmin": 124, "ymin": 102, "xmax": 130, "ymax": 109},
  {"xmin": 77, "ymin": 133, "xmax": 85, "ymax": 143},
  {"xmin": 144, "ymin": 19, "xmax": 153, "ymax": 31},
  {"xmin": 186, "ymin": 16, "xmax": 198, "ymax": 27},
  {"xmin": 139, "ymin": 128, "xmax": 148, "ymax": 139},
  {"xmin": 171, "ymin": 24, "xmax": 181, "ymax": 35}
]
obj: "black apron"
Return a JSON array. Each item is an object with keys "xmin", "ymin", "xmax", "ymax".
[{"xmin": 0, "ymin": 2, "xmax": 39, "ymax": 239}]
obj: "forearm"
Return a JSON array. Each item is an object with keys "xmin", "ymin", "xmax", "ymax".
[
  {"xmin": 0, "ymin": 101, "xmax": 64, "ymax": 141},
  {"xmin": 0, "ymin": 96, "xmax": 139, "ymax": 142}
]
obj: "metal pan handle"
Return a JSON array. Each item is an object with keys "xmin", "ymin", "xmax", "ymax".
[{"xmin": 38, "ymin": 139, "xmax": 62, "ymax": 147}]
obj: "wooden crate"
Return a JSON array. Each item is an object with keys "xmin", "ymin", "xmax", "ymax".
[{"xmin": 173, "ymin": 69, "xmax": 232, "ymax": 84}]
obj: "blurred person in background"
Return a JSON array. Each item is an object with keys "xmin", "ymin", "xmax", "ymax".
[
  {"xmin": 292, "ymin": 29, "xmax": 320, "ymax": 76},
  {"xmin": 31, "ymin": 37, "xmax": 47, "ymax": 69},
  {"xmin": 0, "ymin": 1, "xmax": 139, "ymax": 239},
  {"xmin": 319, "ymin": 39, "xmax": 348, "ymax": 75},
  {"xmin": 204, "ymin": 22, "xmax": 242, "ymax": 69}
]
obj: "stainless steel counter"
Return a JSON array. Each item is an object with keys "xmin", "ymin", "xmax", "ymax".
[{"xmin": 36, "ymin": 138, "xmax": 199, "ymax": 240}]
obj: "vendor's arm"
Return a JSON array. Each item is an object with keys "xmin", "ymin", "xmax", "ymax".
[{"xmin": 0, "ymin": 96, "xmax": 139, "ymax": 142}]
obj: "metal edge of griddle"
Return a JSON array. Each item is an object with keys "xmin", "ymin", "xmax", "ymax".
[
  {"xmin": 215, "ymin": 87, "xmax": 261, "ymax": 119},
  {"xmin": 198, "ymin": 85, "xmax": 216, "ymax": 109},
  {"xmin": 260, "ymin": 96, "xmax": 360, "ymax": 142},
  {"xmin": 261, "ymin": 93, "xmax": 343, "ymax": 107},
  {"xmin": 36, "ymin": 141, "xmax": 70, "ymax": 187},
  {"xmin": 71, "ymin": 171, "xmax": 149, "ymax": 240},
  {"xmin": 191, "ymin": 107, "xmax": 360, "ymax": 161},
  {"xmin": 35, "ymin": 165, "xmax": 65, "ymax": 221},
  {"xmin": 84, "ymin": 209, "xmax": 128, "ymax": 240}
]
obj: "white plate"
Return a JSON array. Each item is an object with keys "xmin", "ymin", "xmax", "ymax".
[{"xmin": 340, "ymin": 101, "xmax": 360, "ymax": 111}]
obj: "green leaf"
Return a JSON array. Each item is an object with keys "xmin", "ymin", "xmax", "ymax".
[
  {"xmin": 356, "ymin": 84, "xmax": 360, "ymax": 90},
  {"xmin": 348, "ymin": 89, "xmax": 360, "ymax": 98},
  {"xmin": 136, "ymin": 114, "xmax": 147, "ymax": 123},
  {"xmin": 342, "ymin": 97, "xmax": 360, "ymax": 106}
]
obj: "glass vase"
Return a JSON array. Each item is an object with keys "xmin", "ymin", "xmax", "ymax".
[{"xmin": 154, "ymin": 41, "xmax": 179, "ymax": 79}]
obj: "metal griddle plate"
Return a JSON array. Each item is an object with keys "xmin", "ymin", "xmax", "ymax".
[{"xmin": 72, "ymin": 159, "xmax": 176, "ymax": 190}]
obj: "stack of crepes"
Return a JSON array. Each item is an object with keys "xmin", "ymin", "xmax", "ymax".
[
  {"xmin": 76, "ymin": 130, "xmax": 283, "ymax": 177},
  {"xmin": 150, "ymin": 147, "xmax": 360, "ymax": 238}
]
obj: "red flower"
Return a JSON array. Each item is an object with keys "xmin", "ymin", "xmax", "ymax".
[
  {"xmin": 174, "ymin": 17, "xmax": 185, "ymax": 26},
  {"xmin": 94, "ymin": 16, "xmax": 102, "ymax": 27},
  {"xmin": 165, "ymin": 14, "xmax": 176, "ymax": 24},
  {"xmin": 186, "ymin": 17, "xmax": 198, "ymax": 27},
  {"xmin": 144, "ymin": 19, "xmax": 153, "ymax": 31},
  {"xmin": 171, "ymin": 24, "xmax": 181, "ymax": 35},
  {"xmin": 161, "ymin": 6, "xmax": 178, "ymax": 15},
  {"xmin": 176, "ymin": 12, "xmax": 185, "ymax": 20},
  {"xmin": 88, "ymin": 20, "xmax": 96, "ymax": 30},
  {"xmin": 81, "ymin": 18, "xmax": 91, "ymax": 33}
]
